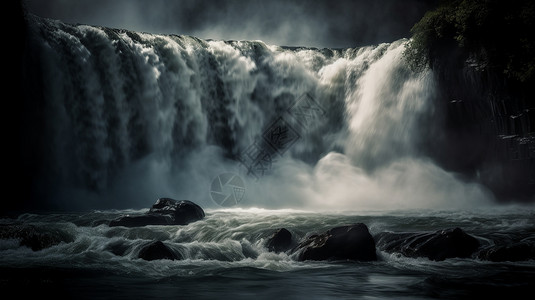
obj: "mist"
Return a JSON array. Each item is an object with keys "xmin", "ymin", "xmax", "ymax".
[
  {"xmin": 7, "ymin": 3, "xmax": 533, "ymax": 299},
  {"xmin": 24, "ymin": 0, "xmax": 436, "ymax": 48},
  {"xmin": 17, "ymin": 14, "xmax": 498, "ymax": 212}
]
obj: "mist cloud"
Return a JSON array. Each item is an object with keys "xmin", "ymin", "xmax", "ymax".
[{"xmin": 25, "ymin": 0, "xmax": 436, "ymax": 48}]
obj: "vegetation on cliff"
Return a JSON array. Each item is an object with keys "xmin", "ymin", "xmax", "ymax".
[
  {"xmin": 405, "ymin": 0, "xmax": 535, "ymax": 83},
  {"xmin": 404, "ymin": 0, "xmax": 535, "ymax": 201}
]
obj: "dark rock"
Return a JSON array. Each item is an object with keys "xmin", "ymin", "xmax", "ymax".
[
  {"xmin": 150, "ymin": 197, "xmax": 179, "ymax": 211},
  {"xmin": 478, "ymin": 241, "xmax": 535, "ymax": 262},
  {"xmin": 138, "ymin": 240, "xmax": 182, "ymax": 261},
  {"xmin": 149, "ymin": 198, "xmax": 205, "ymax": 225},
  {"xmin": 109, "ymin": 214, "xmax": 173, "ymax": 227},
  {"xmin": 295, "ymin": 223, "xmax": 377, "ymax": 261},
  {"xmin": 376, "ymin": 227, "xmax": 480, "ymax": 261},
  {"xmin": 0, "ymin": 224, "xmax": 73, "ymax": 251},
  {"xmin": 109, "ymin": 198, "xmax": 205, "ymax": 227},
  {"xmin": 266, "ymin": 228, "xmax": 295, "ymax": 253}
]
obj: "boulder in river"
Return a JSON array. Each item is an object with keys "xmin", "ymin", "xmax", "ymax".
[
  {"xmin": 138, "ymin": 240, "xmax": 182, "ymax": 261},
  {"xmin": 109, "ymin": 214, "xmax": 173, "ymax": 227},
  {"xmin": 477, "ymin": 241, "xmax": 535, "ymax": 262},
  {"xmin": 295, "ymin": 223, "xmax": 377, "ymax": 261},
  {"xmin": 376, "ymin": 227, "xmax": 480, "ymax": 261},
  {"xmin": 149, "ymin": 198, "xmax": 205, "ymax": 225},
  {"xmin": 266, "ymin": 228, "xmax": 295, "ymax": 253},
  {"xmin": 109, "ymin": 198, "xmax": 205, "ymax": 227}
]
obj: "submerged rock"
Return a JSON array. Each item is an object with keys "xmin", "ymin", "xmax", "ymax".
[
  {"xmin": 105, "ymin": 240, "xmax": 132, "ymax": 256},
  {"xmin": 109, "ymin": 214, "xmax": 173, "ymax": 227},
  {"xmin": 376, "ymin": 227, "xmax": 480, "ymax": 261},
  {"xmin": 478, "ymin": 241, "xmax": 535, "ymax": 262},
  {"xmin": 0, "ymin": 224, "xmax": 73, "ymax": 251},
  {"xmin": 109, "ymin": 198, "xmax": 205, "ymax": 227},
  {"xmin": 138, "ymin": 240, "xmax": 182, "ymax": 261},
  {"xmin": 295, "ymin": 223, "xmax": 377, "ymax": 261},
  {"xmin": 266, "ymin": 228, "xmax": 295, "ymax": 253}
]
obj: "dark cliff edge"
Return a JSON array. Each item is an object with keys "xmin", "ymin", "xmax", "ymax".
[
  {"xmin": 6, "ymin": 0, "xmax": 31, "ymax": 214},
  {"xmin": 405, "ymin": 0, "xmax": 535, "ymax": 202}
]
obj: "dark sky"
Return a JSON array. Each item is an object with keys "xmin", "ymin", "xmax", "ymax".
[{"xmin": 25, "ymin": 0, "xmax": 437, "ymax": 48}]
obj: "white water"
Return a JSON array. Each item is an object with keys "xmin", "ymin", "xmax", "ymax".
[
  {"xmin": 1, "ymin": 207, "xmax": 533, "ymax": 274},
  {"xmin": 24, "ymin": 15, "xmax": 493, "ymax": 211},
  {"xmin": 1, "ymin": 207, "xmax": 533, "ymax": 299}
]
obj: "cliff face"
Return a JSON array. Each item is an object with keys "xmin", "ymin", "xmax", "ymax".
[
  {"xmin": 408, "ymin": 0, "xmax": 535, "ymax": 201},
  {"xmin": 432, "ymin": 57, "xmax": 535, "ymax": 201}
]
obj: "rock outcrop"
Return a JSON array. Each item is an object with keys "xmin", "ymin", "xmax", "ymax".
[
  {"xmin": 109, "ymin": 198, "xmax": 205, "ymax": 227},
  {"xmin": 295, "ymin": 224, "xmax": 377, "ymax": 261},
  {"xmin": 138, "ymin": 240, "xmax": 182, "ymax": 261},
  {"xmin": 477, "ymin": 240, "xmax": 535, "ymax": 262},
  {"xmin": 266, "ymin": 228, "xmax": 295, "ymax": 253},
  {"xmin": 376, "ymin": 227, "xmax": 480, "ymax": 261}
]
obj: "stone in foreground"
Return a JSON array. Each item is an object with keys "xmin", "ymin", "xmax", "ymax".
[
  {"xmin": 109, "ymin": 198, "xmax": 205, "ymax": 227},
  {"xmin": 295, "ymin": 223, "xmax": 377, "ymax": 261},
  {"xmin": 478, "ymin": 241, "xmax": 535, "ymax": 262},
  {"xmin": 376, "ymin": 227, "xmax": 480, "ymax": 261},
  {"xmin": 138, "ymin": 240, "xmax": 182, "ymax": 261},
  {"xmin": 266, "ymin": 228, "xmax": 295, "ymax": 253},
  {"xmin": 149, "ymin": 198, "xmax": 205, "ymax": 225}
]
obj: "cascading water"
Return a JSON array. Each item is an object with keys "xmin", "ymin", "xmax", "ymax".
[
  {"xmin": 21, "ymin": 15, "xmax": 492, "ymax": 211},
  {"xmin": 5, "ymin": 15, "xmax": 534, "ymax": 299}
]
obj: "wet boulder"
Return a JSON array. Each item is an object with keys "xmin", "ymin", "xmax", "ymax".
[
  {"xmin": 138, "ymin": 240, "xmax": 182, "ymax": 261},
  {"xmin": 149, "ymin": 198, "xmax": 205, "ymax": 225},
  {"xmin": 478, "ymin": 241, "xmax": 535, "ymax": 262},
  {"xmin": 109, "ymin": 214, "xmax": 173, "ymax": 227},
  {"xmin": 376, "ymin": 227, "xmax": 480, "ymax": 261},
  {"xmin": 109, "ymin": 198, "xmax": 205, "ymax": 227},
  {"xmin": 266, "ymin": 228, "xmax": 295, "ymax": 253},
  {"xmin": 295, "ymin": 223, "xmax": 377, "ymax": 261},
  {"xmin": 105, "ymin": 240, "xmax": 132, "ymax": 256}
]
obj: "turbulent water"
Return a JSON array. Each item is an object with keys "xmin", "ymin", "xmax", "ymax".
[
  {"xmin": 22, "ymin": 15, "xmax": 494, "ymax": 211},
  {"xmin": 1, "ymin": 208, "xmax": 534, "ymax": 299},
  {"xmin": 10, "ymin": 15, "xmax": 535, "ymax": 299}
]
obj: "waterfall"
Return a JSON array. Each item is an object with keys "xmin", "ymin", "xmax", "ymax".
[{"xmin": 20, "ymin": 15, "xmax": 493, "ymax": 210}]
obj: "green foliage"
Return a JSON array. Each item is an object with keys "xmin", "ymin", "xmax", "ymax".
[{"xmin": 404, "ymin": 0, "xmax": 535, "ymax": 82}]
